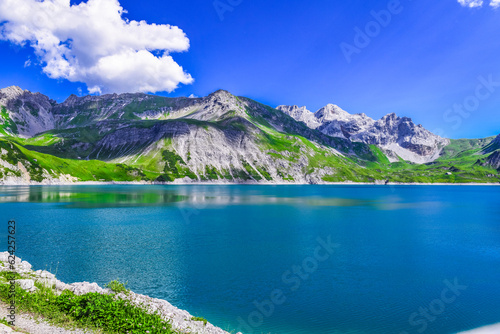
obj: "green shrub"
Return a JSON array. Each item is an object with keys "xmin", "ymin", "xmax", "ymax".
[{"xmin": 105, "ymin": 280, "xmax": 129, "ymax": 294}]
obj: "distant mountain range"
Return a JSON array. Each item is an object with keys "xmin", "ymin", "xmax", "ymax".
[
  {"xmin": 276, "ymin": 104, "xmax": 450, "ymax": 164},
  {"xmin": 0, "ymin": 86, "xmax": 499, "ymax": 184}
]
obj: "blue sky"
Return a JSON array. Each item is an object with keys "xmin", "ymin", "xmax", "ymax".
[{"xmin": 0, "ymin": 0, "xmax": 499, "ymax": 139}]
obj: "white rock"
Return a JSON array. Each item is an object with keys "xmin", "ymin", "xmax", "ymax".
[
  {"xmin": 69, "ymin": 282, "xmax": 107, "ymax": 295},
  {"xmin": 15, "ymin": 279, "xmax": 35, "ymax": 291},
  {"xmin": 0, "ymin": 252, "xmax": 10, "ymax": 263},
  {"xmin": 0, "ymin": 323, "xmax": 14, "ymax": 333}
]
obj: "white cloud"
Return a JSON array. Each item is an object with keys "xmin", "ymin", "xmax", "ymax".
[
  {"xmin": 0, "ymin": 0, "xmax": 193, "ymax": 94},
  {"xmin": 458, "ymin": 0, "xmax": 484, "ymax": 7},
  {"xmin": 458, "ymin": 0, "xmax": 500, "ymax": 7}
]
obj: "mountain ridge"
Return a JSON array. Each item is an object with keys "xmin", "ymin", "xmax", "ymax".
[{"xmin": 0, "ymin": 86, "xmax": 499, "ymax": 184}]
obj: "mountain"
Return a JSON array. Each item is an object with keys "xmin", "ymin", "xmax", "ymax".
[
  {"xmin": 480, "ymin": 134, "xmax": 500, "ymax": 169},
  {"xmin": 0, "ymin": 86, "xmax": 56, "ymax": 137},
  {"xmin": 486, "ymin": 151, "xmax": 500, "ymax": 169},
  {"xmin": 0, "ymin": 87, "xmax": 378, "ymax": 184},
  {"xmin": 490, "ymin": 134, "xmax": 500, "ymax": 150},
  {"xmin": 0, "ymin": 86, "xmax": 499, "ymax": 184},
  {"xmin": 277, "ymin": 104, "xmax": 449, "ymax": 164}
]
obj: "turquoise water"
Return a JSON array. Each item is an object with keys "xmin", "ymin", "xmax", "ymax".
[{"xmin": 1, "ymin": 185, "xmax": 500, "ymax": 334}]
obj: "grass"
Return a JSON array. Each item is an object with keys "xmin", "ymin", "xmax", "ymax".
[
  {"xmin": 10, "ymin": 133, "xmax": 61, "ymax": 147},
  {"xmin": 0, "ymin": 275, "xmax": 175, "ymax": 334},
  {"xmin": 190, "ymin": 316, "xmax": 207, "ymax": 326},
  {"xmin": 119, "ymin": 138, "xmax": 173, "ymax": 174},
  {"xmin": 372, "ymin": 151, "xmax": 500, "ymax": 184},
  {"xmin": 242, "ymin": 162, "xmax": 263, "ymax": 181},
  {"xmin": 0, "ymin": 105, "xmax": 18, "ymax": 135},
  {"xmin": 156, "ymin": 149, "xmax": 197, "ymax": 182},
  {"xmin": 368, "ymin": 145, "xmax": 391, "ymax": 166},
  {"xmin": 440, "ymin": 137, "xmax": 495, "ymax": 159},
  {"xmin": 203, "ymin": 165, "xmax": 220, "ymax": 181}
]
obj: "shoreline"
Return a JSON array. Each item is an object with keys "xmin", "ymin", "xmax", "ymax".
[
  {"xmin": 1, "ymin": 180, "xmax": 500, "ymax": 186},
  {"xmin": 0, "ymin": 252, "xmax": 233, "ymax": 334}
]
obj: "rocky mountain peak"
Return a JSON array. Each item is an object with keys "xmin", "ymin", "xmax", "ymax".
[
  {"xmin": 276, "ymin": 105, "xmax": 311, "ymax": 119},
  {"xmin": 0, "ymin": 86, "xmax": 26, "ymax": 102},
  {"xmin": 276, "ymin": 105, "xmax": 322, "ymax": 129},
  {"xmin": 207, "ymin": 89, "xmax": 233, "ymax": 100},
  {"xmin": 0, "ymin": 86, "xmax": 55, "ymax": 137},
  {"xmin": 278, "ymin": 101, "xmax": 449, "ymax": 163},
  {"xmin": 380, "ymin": 112, "xmax": 399, "ymax": 123},
  {"xmin": 203, "ymin": 90, "xmax": 240, "ymax": 108},
  {"xmin": 177, "ymin": 89, "xmax": 245, "ymax": 122},
  {"xmin": 203, "ymin": 89, "xmax": 239, "ymax": 108},
  {"xmin": 62, "ymin": 94, "xmax": 81, "ymax": 106},
  {"xmin": 315, "ymin": 104, "xmax": 350, "ymax": 122}
]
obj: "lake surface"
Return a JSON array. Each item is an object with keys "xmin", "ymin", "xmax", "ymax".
[{"xmin": 1, "ymin": 185, "xmax": 500, "ymax": 334}]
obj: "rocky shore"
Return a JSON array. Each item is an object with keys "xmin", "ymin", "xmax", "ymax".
[{"xmin": 0, "ymin": 252, "xmax": 233, "ymax": 334}]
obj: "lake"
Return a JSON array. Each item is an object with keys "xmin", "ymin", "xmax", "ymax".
[{"xmin": 1, "ymin": 184, "xmax": 499, "ymax": 334}]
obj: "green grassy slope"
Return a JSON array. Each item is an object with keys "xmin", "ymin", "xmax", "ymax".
[
  {"xmin": 2, "ymin": 125, "xmax": 499, "ymax": 184},
  {"xmin": 372, "ymin": 138, "xmax": 500, "ymax": 183},
  {"xmin": 0, "ymin": 106, "xmax": 17, "ymax": 135},
  {"xmin": 0, "ymin": 138, "xmax": 154, "ymax": 182}
]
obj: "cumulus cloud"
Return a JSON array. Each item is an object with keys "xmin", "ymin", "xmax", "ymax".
[
  {"xmin": 458, "ymin": 0, "xmax": 484, "ymax": 7},
  {"xmin": 458, "ymin": 0, "xmax": 500, "ymax": 7},
  {"xmin": 0, "ymin": 0, "xmax": 193, "ymax": 94}
]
